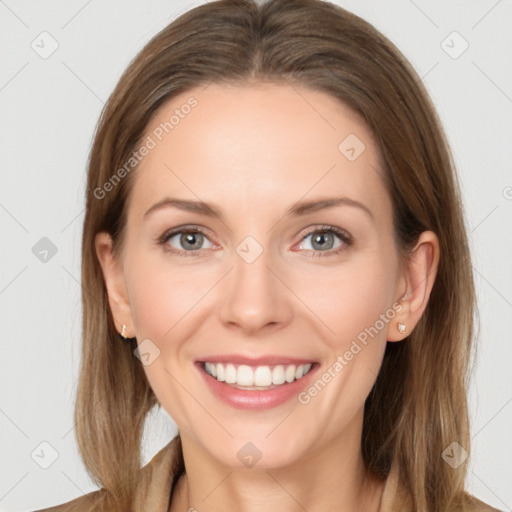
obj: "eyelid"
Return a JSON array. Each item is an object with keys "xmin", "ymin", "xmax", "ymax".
[
  {"xmin": 298, "ymin": 224, "xmax": 352, "ymax": 243},
  {"xmin": 157, "ymin": 224, "xmax": 212, "ymax": 244},
  {"xmin": 294, "ymin": 225, "xmax": 352, "ymax": 255},
  {"xmin": 157, "ymin": 224, "xmax": 353, "ymax": 257},
  {"xmin": 157, "ymin": 225, "xmax": 216, "ymax": 256}
]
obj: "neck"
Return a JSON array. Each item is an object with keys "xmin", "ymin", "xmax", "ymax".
[{"xmin": 170, "ymin": 428, "xmax": 385, "ymax": 512}]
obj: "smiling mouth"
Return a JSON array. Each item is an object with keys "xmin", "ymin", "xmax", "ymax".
[{"xmin": 200, "ymin": 361, "xmax": 315, "ymax": 390}]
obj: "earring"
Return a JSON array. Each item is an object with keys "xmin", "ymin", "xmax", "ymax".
[
  {"xmin": 118, "ymin": 324, "xmax": 136, "ymax": 342},
  {"xmin": 397, "ymin": 323, "xmax": 406, "ymax": 334}
]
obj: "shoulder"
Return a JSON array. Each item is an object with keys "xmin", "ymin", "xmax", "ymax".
[
  {"xmin": 31, "ymin": 489, "xmax": 105, "ymax": 512},
  {"xmin": 460, "ymin": 491, "xmax": 504, "ymax": 512},
  {"xmin": 31, "ymin": 435, "xmax": 183, "ymax": 512},
  {"xmin": 381, "ymin": 459, "xmax": 502, "ymax": 512}
]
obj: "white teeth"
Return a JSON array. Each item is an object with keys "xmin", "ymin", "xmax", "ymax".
[
  {"xmin": 216, "ymin": 363, "xmax": 225, "ymax": 382},
  {"xmin": 204, "ymin": 362, "xmax": 314, "ymax": 387},
  {"xmin": 272, "ymin": 365, "xmax": 286, "ymax": 385},
  {"xmin": 254, "ymin": 366, "xmax": 272, "ymax": 386},
  {"xmin": 237, "ymin": 365, "xmax": 254, "ymax": 386},
  {"xmin": 225, "ymin": 363, "xmax": 237, "ymax": 384},
  {"xmin": 285, "ymin": 365, "xmax": 296, "ymax": 383}
]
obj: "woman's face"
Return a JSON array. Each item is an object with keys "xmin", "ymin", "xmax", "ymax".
[{"xmin": 105, "ymin": 82, "xmax": 409, "ymax": 469}]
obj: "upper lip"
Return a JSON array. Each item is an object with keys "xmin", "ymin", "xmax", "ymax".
[{"xmin": 197, "ymin": 354, "xmax": 316, "ymax": 366}]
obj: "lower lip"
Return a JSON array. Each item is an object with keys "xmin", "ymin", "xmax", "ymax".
[{"xmin": 196, "ymin": 362, "xmax": 318, "ymax": 410}]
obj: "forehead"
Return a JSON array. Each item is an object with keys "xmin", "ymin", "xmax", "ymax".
[{"xmin": 129, "ymin": 82, "xmax": 390, "ymax": 224}]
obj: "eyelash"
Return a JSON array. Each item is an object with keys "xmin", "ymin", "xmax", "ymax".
[{"xmin": 157, "ymin": 225, "xmax": 353, "ymax": 258}]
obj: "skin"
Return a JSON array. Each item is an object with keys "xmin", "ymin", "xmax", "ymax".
[{"xmin": 96, "ymin": 82, "xmax": 439, "ymax": 512}]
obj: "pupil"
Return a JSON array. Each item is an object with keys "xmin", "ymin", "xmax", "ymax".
[
  {"xmin": 313, "ymin": 232, "xmax": 333, "ymax": 250},
  {"xmin": 183, "ymin": 233, "xmax": 202, "ymax": 250}
]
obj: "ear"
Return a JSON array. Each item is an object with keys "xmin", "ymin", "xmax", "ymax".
[
  {"xmin": 95, "ymin": 232, "xmax": 135, "ymax": 338},
  {"xmin": 387, "ymin": 230, "xmax": 440, "ymax": 342}
]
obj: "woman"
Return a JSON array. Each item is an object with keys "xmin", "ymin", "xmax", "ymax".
[{"xmin": 35, "ymin": 0, "xmax": 501, "ymax": 510}]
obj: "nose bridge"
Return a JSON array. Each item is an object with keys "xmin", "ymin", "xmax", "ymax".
[{"xmin": 219, "ymin": 235, "xmax": 291, "ymax": 333}]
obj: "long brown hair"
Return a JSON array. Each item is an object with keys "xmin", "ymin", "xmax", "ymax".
[{"xmin": 77, "ymin": 0, "xmax": 478, "ymax": 510}]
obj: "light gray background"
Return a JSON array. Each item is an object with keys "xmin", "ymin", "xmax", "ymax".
[{"xmin": 1, "ymin": 1, "xmax": 511, "ymax": 511}]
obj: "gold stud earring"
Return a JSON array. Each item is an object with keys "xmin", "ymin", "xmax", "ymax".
[
  {"xmin": 397, "ymin": 323, "xmax": 406, "ymax": 334},
  {"xmin": 119, "ymin": 324, "xmax": 136, "ymax": 342}
]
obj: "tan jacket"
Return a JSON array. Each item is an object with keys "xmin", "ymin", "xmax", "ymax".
[{"xmin": 35, "ymin": 436, "xmax": 501, "ymax": 512}]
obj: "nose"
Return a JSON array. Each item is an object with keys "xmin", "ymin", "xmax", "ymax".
[{"xmin": 219, "ymin": 245, "xmax": 293, "ymax": 336}]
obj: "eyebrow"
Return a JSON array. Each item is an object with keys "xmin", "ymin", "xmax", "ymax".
[{"xmin": 143, "ymin": 196, "xmax": 374, "ymax": 221}]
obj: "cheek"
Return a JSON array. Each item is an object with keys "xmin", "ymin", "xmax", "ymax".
[
  {"xmin": 295, "ymin": 255, "xmax": 395, "ymax": 423},
  {"xmin": 125, "ymin": 248, "xmax": 212, "ymax": 340},
  {"xmin": 123, "ymin": 251, "xmax": 207, "ymax": 422},
  {"xmin": 126, "ymin": 238, "xmax": 398, "ymax": 352},
  {"xmin": 293, "ymin": 251, "xmax": 397, "ymax": 350},
  {"xmin": 128, "ymin": 276, "xmax": 176, "ymax": 340}
]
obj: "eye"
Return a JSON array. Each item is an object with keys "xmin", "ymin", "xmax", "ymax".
[
  {"xmin": 158, "ymin": 226, "xmax": 215, "ymax": 256},
  {"xmin": 157, "ymin": 224, "xmax": 352, "ymax": 258},
  {"xmin": 297, "ymin": 226, "xmax": 352, "ymax": 257}
]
